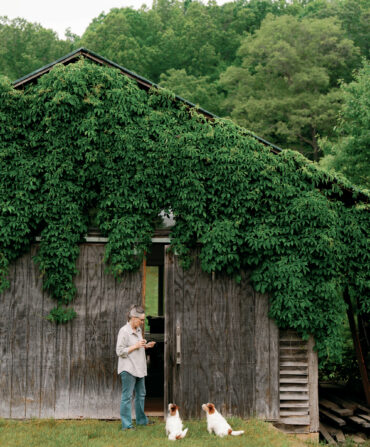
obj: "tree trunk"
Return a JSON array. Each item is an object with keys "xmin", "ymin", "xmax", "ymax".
[{"xmin": 344, "ymin": 288, "xmax": 370, "ymax": 404}]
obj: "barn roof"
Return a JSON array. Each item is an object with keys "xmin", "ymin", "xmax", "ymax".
[
  {"xmin": 13, "ymin": 47, "xmax": 283, "ymax": 155},
  {"xmin": 12, "ymin": 47, "xmax": 368, "ymax": 205}
]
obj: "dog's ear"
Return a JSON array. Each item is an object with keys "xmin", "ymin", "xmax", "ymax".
[{"xmin": 207, "ymin": 403, "xmax": 215, "ymax": 414}]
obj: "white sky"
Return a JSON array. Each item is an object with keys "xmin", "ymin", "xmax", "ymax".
[{"xmin": 1, "ymin": 0, "xmax": 230, "ymax": 39}]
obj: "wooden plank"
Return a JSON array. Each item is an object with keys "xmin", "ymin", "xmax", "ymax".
[
  {"xmin": 268, "ymin": 312, "xmax": 279, "ymax": 420},
  {"xmin": 280, "ymin": 386, "xmax": 308, "ymax": 392},
  {"xmin": 334, "ymin": 430, "xmax": 346, "ymax": 443},
  {"xmin": 281, "ymin": 362, "xmax": 308, "ymax": 367},
  {"xmin": 320, "ymin": 399, "xmax": 354, "ymax": 417},
  {"xmin": 348, "ymin": 415, "xmax": 370, "ymax": 428},
  {"xmin": 255, "ymin": 292, "xmax": 270, "ymax": 418},
  {"xmin": 320, "ymin": 408, "xmax": 346, "ymax": 426},
  {"xmin": 280, "ymin": 402, "xmax": 310, "ymax": 408},
  {"xmin": 54, "ymin": 320, "xmax": 71, "ymax": 418},
  {"xmin": 279, "ymin": 370, "xmax": 308, "ymax": 375},
  {"xmin": 280, "ymin": 416, "xmax": 310, "ymax": 425},
  {"xmin": 357, "ymin": 404, "xmax": 370, "ymax": 414},
  {"xmin": 10, "ymin": 252, "xmax": 29, "ymax": 418},
  {"xmin": 84, "ymin": 244, "xmax": 103, "ymax": 418},
  {"xmin": 280, "ymin": 394, "xmax": 309, "ymax": 400},
  {"xmin": 280, "ymin": 378, "xmax": 308, "ymax": 384},
  {"xmin": 25, "ymin": 246, "xmax": 44, "ymax": 418},
  {"xmin": 164, "ymin": 246, "xmax": 174, "ymax": 417},
  {"xmin": 307, "ymin": 335, "xmax": 319, "ymax": 432},
  {"xmin": 358, "ymin": 413, "xmax": 370, "ymax": 422},
  {"xmin": 280, "ymin": 410, "xmax": 309, "ymax": 416},
  {"xmin": 98, "ymin": 247, "xmax": 117, "ymax": 419},
  {"xmin": 39, "ymin": 286, "xmax": 56, "ymax": 418},
  {"xmin": 68, "ymin": 244, "xmax": 87, "ymax": 418},
  {"xmin": 239, "ymin": 271, "xmax": 256, "ymax": 418},
  {"xmin": 319, "ymin": 423, "xmax": 338, "ymax": 445},
  {"xmin": 0, "ymin": 259, "xmax": 16, "ymax": 418},
  {"xmin": 180, "ymin": 249, "xmax": 202, "ymax": 418}
]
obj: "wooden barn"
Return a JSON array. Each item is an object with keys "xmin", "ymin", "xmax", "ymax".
[{"xmin": 0, "ymin": 48, "xmax": 330, "ymax": 438}]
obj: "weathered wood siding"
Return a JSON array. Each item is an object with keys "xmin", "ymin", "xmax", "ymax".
[
  {"xmin": 275, "ymin": 329, "xmax": 319, "ymax": 434},
  {"xmin": 0, "ymin": 244, "xmax": 142, "ymax": 419},
  {"xmin": 164, "ymin": 249, "xmax": 279, "ymax": 420}
]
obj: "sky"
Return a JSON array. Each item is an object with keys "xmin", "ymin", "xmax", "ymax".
[{"xmin": 1, "ymin": 0, "xmax": 229, "ymax": 39}]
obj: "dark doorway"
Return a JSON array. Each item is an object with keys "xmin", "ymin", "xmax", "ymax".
[{"xmin": 144, "ymin": 244, "xmax": 165, "ymax": 416}]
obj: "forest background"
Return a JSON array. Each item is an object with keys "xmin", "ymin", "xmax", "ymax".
[{"xmin": 0, "ymin": 0, "xmax": 369, "ymax": 386}]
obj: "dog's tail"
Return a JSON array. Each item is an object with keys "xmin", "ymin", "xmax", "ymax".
[
  {"xmin": 169, "ymin": 428, "xmax": 188, "ymax": 441},
  {"xmin": 175, "ymin": 428, "xmax": 188, "ymax": 440},
  {"xmin": 228, "ymin": 429, "xmax": 244, "ymax": 436}
]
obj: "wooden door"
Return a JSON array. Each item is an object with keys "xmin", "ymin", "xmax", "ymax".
[{"xmin": 164, "ymin": 248, "xmax": 279, "ymax": 419}]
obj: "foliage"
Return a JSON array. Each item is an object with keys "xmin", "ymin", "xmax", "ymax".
[
  {"xmin": 159, "ymin": 68, "xmax": 223, "ymax": 115},
  {"xmin": 220, "ymin": 13, "xmax": 360, "ymax": 161},
  {"xmin": 320, "ymin": 60, "xmax": 370, "ymax": 189},
  {"xmin": 0, "ymin": 17, "xmax": 74, "ymax": 80},
  {"xmin": 0, "ymin": 61, "xmax": 369, "ymax": 365}
]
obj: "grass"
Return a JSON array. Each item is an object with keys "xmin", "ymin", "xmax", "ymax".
[{"xmin": 0, "ymin": 417, "xmax": 318, "ymax": 447}]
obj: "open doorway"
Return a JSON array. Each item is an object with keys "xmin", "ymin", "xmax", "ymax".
[{"xmin": 143, "ymin": 244, "xmax": 165, "ymax": 416}]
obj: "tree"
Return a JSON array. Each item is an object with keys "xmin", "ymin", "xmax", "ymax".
[
  {"xmin": 220, "ymin": 14, "xmax": 360, "ymax": 160},
  {"xmin": 320, "ymin": 60, "xmax": 370, "ymax": 189},
  {"xmin": 159, "ymin": 68, "xmax": 224, "ymax": 115},
  {"xmin": 0, "ymin": 17, "xmax": 74, "ymax": 80}
]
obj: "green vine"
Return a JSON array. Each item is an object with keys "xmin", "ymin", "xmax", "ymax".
[{"xmin": 0, "ymin": 60, "xmax": 369, "ymax": 363}]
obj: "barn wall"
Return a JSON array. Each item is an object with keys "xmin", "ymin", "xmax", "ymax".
[
  {"xmin": 164, "ymin": 249, "xmax": 280, "ymax": 420},
  {"xmin": 0, "ymin": 244, "xmax": 142, "ymax": 419}
]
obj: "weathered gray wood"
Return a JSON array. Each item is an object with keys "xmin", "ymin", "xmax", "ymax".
[
  {"xmin": 255, "ymin": 292, "xmax": 270, "ymax": 418},
  {"xmin": 320, "ymin": 399, "xmax": 353, "ymax": 417},
  {"xmin": 320, "ymin": 408, "xmax": 346, "ymax": 426},
  {"xmin": 25, "ymin": 246, "xmax": 44, "ymax": 418},
  {"xmin": 39, "ymin": 285, "xmax": 56, "ymax": 418},
  {"xmin": 10, "ymin": 252, "xmax": 29, "ymax": 418},
  {"xmin": 98, "ymin": 247, "xmax": 116, "ymax": 419},
  {"xmin": 308, "ymin": 335, "xmax": 319, "ymax": 432},
  {"xmin": 320, "ymin": 423, "xmax": 338, "ymax": 445},
  {"xmin": 269, "ymin": 312, "xmax": 279, "ymax": 420},
  {"xmin": 0, "ymin": 259, "xmax": 16, "ymax": 418},
  {"xmin": 164, "ymin": 246, "xmax": 174, "ymax": 417},
  {"xmin": 165, "ymin": 248, "xmax": 276, "ymax": 420},
  {"xmin": 68, "ymin": 245, "xmax": 87, "ymax": 417},
  {"xmin": 84, "ymin": 244, "xmax": 104, "ymax": 418},
  {"xmin": 238, "ymin": 271, "xmax": 256, "ymax": 418}
]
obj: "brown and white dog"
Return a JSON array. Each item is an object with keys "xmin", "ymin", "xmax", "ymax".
[
  {"xmin": 165, "ymin": 403, "xmax": 188, "ymax": 441},
  {"xmin": 202, "ymin": 403, "xmax": 244, "ymax": 437}
]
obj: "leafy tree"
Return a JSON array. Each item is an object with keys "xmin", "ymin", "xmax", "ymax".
[
  {"xmin": 320, "ymin": 60, "xmax": 370, "ymax": 189},
  {"xmin": 220, "ymin": 14, "xmax": 360, "ymax": 160},
  {"xmin": 0, "ymin": 17, "xmax": 74, "ymax": 80},
  {"xmin": 159, "ymin": 68, "xmax": 224, "ymax": 115},
  {"xmin": 296, "ymin": 0, "xmax": 370, "ymax": 59}
]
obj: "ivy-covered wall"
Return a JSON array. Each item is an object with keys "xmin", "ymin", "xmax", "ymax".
[{"xmin": 0, "ymin": 59, "xmax": 368, "ymax": 364}]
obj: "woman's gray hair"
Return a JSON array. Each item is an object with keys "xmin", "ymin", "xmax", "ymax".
[{"xmin": 127, "ymin": 304, "xmax": 145, "ymax": 321}]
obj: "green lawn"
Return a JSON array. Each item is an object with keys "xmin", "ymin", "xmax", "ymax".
[{"xmin": 0, "ymin": 418, "xmax": 321, "ymax": 447}]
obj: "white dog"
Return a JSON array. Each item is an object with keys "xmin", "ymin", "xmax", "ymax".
[
  {"xmin": 202, "ymin": 403, "xmax": 244, "ymax": 437},
  {"xmin": 165, "ymin": 403, "xmax": 188, "ymax": 441}
]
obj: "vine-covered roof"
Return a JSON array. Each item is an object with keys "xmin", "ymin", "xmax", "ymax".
[{"xmin": 12, "ymin": 47, "xmax": 367, "ymax": 205}]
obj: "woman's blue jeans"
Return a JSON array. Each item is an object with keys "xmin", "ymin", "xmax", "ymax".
[{"xmin": 120, "ymin": 371, "xmax": 148, "ymax": 429}]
